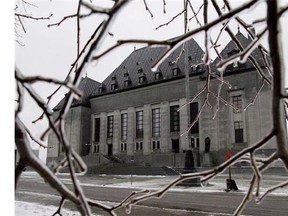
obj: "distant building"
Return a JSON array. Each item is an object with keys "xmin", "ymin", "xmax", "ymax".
[{"xmin": 47, "ymin": 32, "xmax": 273, "ymax": 168}]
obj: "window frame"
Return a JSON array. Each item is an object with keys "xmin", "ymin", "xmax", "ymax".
[
  {"xmin": 234, "ymin": 121, "xmax": 244, "ymax": 143},
  {"xmin": 136, "ymin": 111, "xmax": 144, "ymax": 139},
  {"xmin": 152, "ymin": 108, "xmax": 161, "ymax": 138},
  {"xmin": 170, "ymin": 105, "xmax": 180, "ymax": 132},
  {"xmin": 94, "ymin": 117, "xmax": 100, "ymax": 142},
  {"xmin": 232, "ymin": 95, "xmax": 242, "ymax": 113},
  {"xmin": 121, "ymin": 113, "xmax": 128, "ymax": 140},
  {"xmin": 107, "ymin": 115, "xmax": 114, "ymax": 138}
]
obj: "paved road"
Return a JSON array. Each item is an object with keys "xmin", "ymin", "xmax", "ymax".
[{"xmin": 16, "ymin": 177, "xmax": 288, "ymax": 216}]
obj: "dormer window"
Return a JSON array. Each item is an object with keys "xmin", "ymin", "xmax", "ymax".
[
  {"xmin": 111, "ymin": 75, "xmax": 118, "ymax": 90},
  {"xmin": 137, "ymin": 68, "xmax": 146, "ymax": 84},
  {"xmin": 111, "ymin": 83, "xmax": 117, "ymax": 90},
  {"xmin": 172, "ymin": 67, "xmax": 180, "ymax": 76},
  {"xmin": 139, "ymin": 76, "xmax": 146, "ymax": 84},
  {"xmin": 98, "ymin": 86, "xmax": 104, "ymax": 93},
  {"xmin": 154, "ymin": 71, "xmax": 162, "ymax": 80},
  {"xmin": 191, "ymin": 65, "xmax": 202, "ymax": 73},
  {"xmin": 124, "ymin": 80, "xmax": 130, "ymax": 87},
  {"xmin": 124, "ymin": 72, "xmax": 129, "ymax": 77},
  {"xmin": 98, "ymin": 84, "xmax": 105, "ymax": 93},
  {"xmin": 123, "ymin": 72, "xmax": 131, "ymax": 87},
  {"xmin": 191, "ymin": 65, "xmax": 198, "ymax": 72},
  {"xmin": 138, "ymin": 71, "xmax": 147, "ymax": 84}
]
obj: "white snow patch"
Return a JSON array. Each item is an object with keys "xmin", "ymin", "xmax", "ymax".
[{"xmin": 15, "ymin": 201, "xmax": 102, "ymax": 216}]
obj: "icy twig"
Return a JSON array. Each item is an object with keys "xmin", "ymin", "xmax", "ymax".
[
  {"xmin": 250, "ymin": 153, "xmax": 261, "ymax": 197},
  {"xmin": 257, "ymin": 180, "xmax": 288, "ymax": 203},
  {"xmin": 143, "ymin": 0, "xmax": 153, "ymax": 18},
  {"xmin": 243, "ymin": 80, "xmax": 265, "ymax": 111}
]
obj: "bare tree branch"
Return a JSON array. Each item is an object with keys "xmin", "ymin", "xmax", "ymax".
[
  {"xmin": 267, "ymin": 0, "xmax": 288, "ymax": 169},
  {"xmin": 15, "ymin": 0, "xmax": 288, "ymax": 215},
  {"xmin": 143, "ymin": 0, "xmax": 153, "ymax": 18},
  {"xmin": 15, "ymin": 13, "xmax": 53, "ymax": 20}
]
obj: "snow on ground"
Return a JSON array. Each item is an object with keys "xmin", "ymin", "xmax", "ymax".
[{"xmin": 15, "ymin": 201, "xmax": 102, "ymax": 216}]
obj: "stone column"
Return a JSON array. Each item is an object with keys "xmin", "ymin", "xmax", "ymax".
[
  {"xmin": 160, "ymin": 101, "xmax": 169, "ymax": 152},
  {"xmin": 179, "ymin": 98, "xmax": 189, "ymax": 151},
  {"xmin": 127, "ymin": 107, "xmax": 135, "ymax": 155},
  {"xmin": 143, "ymin": 104, "xmax": 151, "ymax": 155},
  {"xmin": 113, "ymin": 110, "xmax": 121, "ymax": 154},
  {"xmin": 89, "ymin": 114, "xmax": 94, "ymax": 155},
  {"xmin": 99, "ymin": 112, "xmax": 107, "ymax": 155}
]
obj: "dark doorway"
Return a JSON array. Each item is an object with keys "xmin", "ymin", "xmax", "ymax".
[
  {"xmin": 108, "ymin": 144, "xmax": 113, "ymax": 156},
  {"xmin": 172, "ymin": 139, "xmax": 180, "ymax": 153}
]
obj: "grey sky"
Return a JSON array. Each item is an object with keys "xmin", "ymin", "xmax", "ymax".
[{"xmin": 15, "ymin": 0, "xmax": 288, "ymax": 161}]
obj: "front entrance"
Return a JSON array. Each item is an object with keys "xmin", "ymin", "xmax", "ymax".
[
  {"xmin": 172, "ymin": 139, "xmax": 180, "ymax": 153},
  {"xmin": 108, "ymin": 144, "xmax": 113, "ymax": 156}
]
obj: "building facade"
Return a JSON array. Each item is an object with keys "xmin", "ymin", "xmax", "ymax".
[{"xmin": 47, "ymin": 32, "xmax": 274, "ymax": 168}]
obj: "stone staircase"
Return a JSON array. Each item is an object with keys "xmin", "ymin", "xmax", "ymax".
[
  {"xmin": 103, "ymin": 155, "xmax": 124, "ymax": 163},
  {"xmin": 161, "ymin": 166, "xmax": 181, "ymax": 176}
]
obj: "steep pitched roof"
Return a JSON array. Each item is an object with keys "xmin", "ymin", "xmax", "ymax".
[
  {"xmin": 90, "ymin": 38, "xmax": 205, "ymax": 97},
  {"xmin": 53, "ymin": 76, "xmax": 101, "ymax": 111},
  {"xmin": 211, "ymin": 31, "xmax": 268, "ymax": 74}
]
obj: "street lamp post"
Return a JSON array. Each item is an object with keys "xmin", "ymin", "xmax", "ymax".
[{"xmin": 184, "ymin": 0, "xmax": 191, "ymax": 149}]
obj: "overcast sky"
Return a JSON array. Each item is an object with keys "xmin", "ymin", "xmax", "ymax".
[{"xmin": 14, "ymin": 0, "xmax": 288, "ymax": 161}]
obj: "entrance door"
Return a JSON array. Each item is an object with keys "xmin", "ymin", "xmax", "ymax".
[
  {"xmin": 108, "ymin": 144, "xmax": 113, "ymax": 156},
  {"xmin": 172, "ymin": 139, "xmax": 180, "ymax": 153}
]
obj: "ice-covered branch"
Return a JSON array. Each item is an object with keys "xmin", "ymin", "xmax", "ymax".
[{"xmin": 267, "ymin": 0, "xmax": 288, "ymax": 169}]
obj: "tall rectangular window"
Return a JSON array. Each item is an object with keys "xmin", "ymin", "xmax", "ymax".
[
  {"xmin": 152, "ymin": 108, "xmax": 161, "ymax": 137},
  {"xmin": 233, "ymin": 95, "xmax": 242, "ymax": 113},
  {"xmin": 107, "ymin": 116, "xmax": 114, "ymax": 138},
  {"xmin": 170, "ymin": 105, "xmax": 180, "ymax": 132},
  {"xmin": 136, "ymin": 111, "xmax": 143, "ymax": 138},
  {"xmin": 94, "ymin": 118, "xmax": 100, "ymax": 142},
  {"xmin": 121, "ymin": 113, "xmax": 128, "ymax": 140},
  {"xmin": 234, "ymin": 121, "xmax": 244, "ymax": 143},
  {"xmin": 190, "ymin": 102, "xmax": 199, "ymax": 134}
]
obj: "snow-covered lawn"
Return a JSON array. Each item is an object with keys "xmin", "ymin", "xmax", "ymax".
[
  {"xmin": 15, "ymin": 201, "xmax": 102, "ymax": 216},
  {"xmin": 16, "ymin": 201, "xmax": 78, "ymax": 216}
]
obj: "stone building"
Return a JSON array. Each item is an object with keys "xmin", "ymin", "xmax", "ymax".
[{"xmin": 47, "ymin": 32, "xmax": 274, "ymax": 169}]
